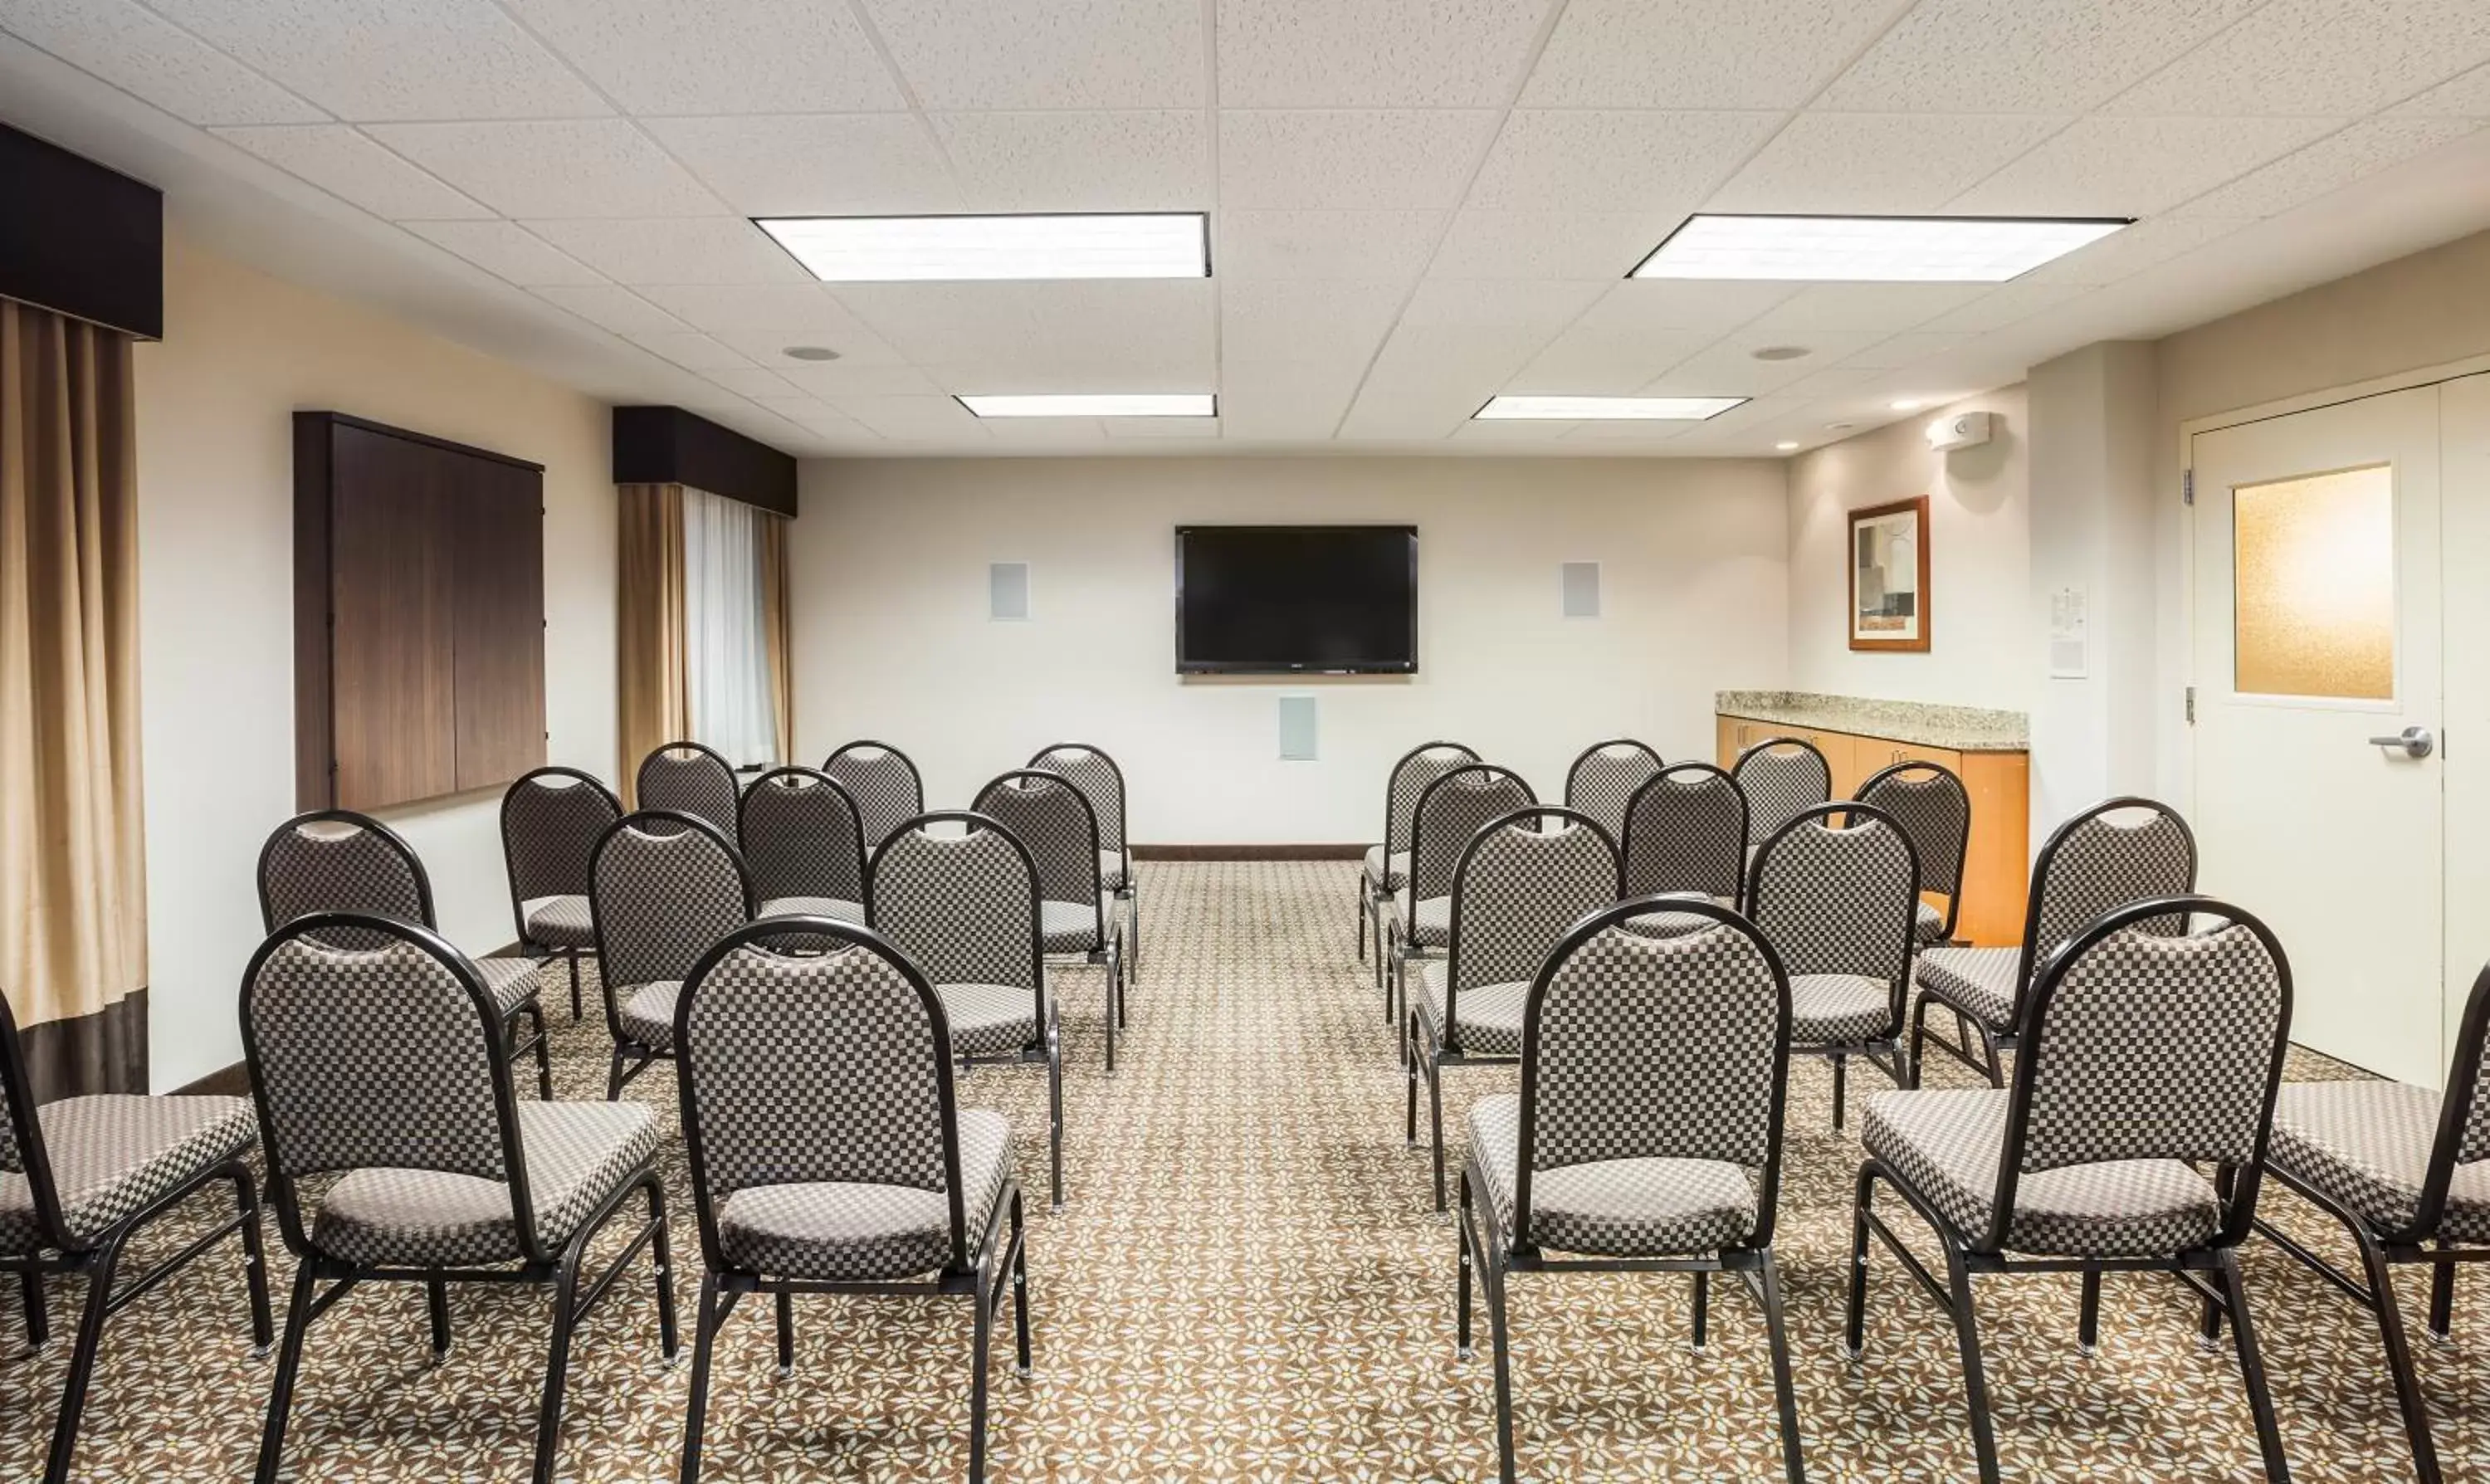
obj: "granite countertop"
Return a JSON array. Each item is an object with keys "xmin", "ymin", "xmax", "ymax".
[{"xmin": 1716, "ymin": 690, "xmax": 2029, "ymax": 753}]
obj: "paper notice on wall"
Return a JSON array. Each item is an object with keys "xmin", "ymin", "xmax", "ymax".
[{"xmin": 2048, "ymin": 585, "xmax": 2089, "ymax": 680}]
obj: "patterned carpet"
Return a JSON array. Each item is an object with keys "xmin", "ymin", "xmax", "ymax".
[{"xmin": 2, "ymin": 861, "xmax": 2482, "ymax": 1481}]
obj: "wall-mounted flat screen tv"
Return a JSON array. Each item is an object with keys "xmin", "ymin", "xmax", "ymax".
[{"xmin": 1175, "ymin": 525, "xmax": 1418, "ymax": 675}]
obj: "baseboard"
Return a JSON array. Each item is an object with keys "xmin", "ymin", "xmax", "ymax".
[
  {"xmin": 173, "ymin": 1062, "xmax": 250, "ymax": 1097},
  {"xmin": 1133, "ymin": 843, "xmax": 1366, "ymax": 861}
]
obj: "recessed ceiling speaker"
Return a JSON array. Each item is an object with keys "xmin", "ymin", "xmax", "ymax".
[
  {"xmin": 989, "ymin": 562, "xmax": 1030, "ymax": 621},
  {"xmin": 1278, "ymin": 696, "xmax": 1318, "ymax": 761},
  {"xmin": 1750, "ymin": 344, "xmax": 1811, "ymax": 361},
  {"xmin": 1561, "ymin": 561, "xmax": 1602, "ymax": 619},
  {"xmin": 783, "ymin": 344, "xmax": 841, "ymax": 361}
]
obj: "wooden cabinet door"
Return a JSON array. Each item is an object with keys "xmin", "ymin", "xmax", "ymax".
[
  {"xmin": 329, "ymin": 425, "xmax": 457, "ymax": 809},
  {"xmin": 452, "ymin": 459, "xmax": 547, "ymax": 792}
]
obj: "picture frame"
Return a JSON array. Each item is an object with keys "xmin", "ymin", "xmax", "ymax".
[{"xmin": 1848, "ymin": 495, "xmax": 1931, "ymax": 652}]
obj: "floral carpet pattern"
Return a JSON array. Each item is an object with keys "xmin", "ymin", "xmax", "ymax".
[{"xmin": 2, "ymin": 861, "xmax": 2481, "ymax": 1480}]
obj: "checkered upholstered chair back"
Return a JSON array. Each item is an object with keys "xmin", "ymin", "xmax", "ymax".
[
  {"xmin": 823, "ymin": 741, "xmax": 925, "ymax": 850},
  {"xmin": 1733, "ymin": 738, "xmax": 1832, "ymax": 847},
  {"xmin": 676, "ymin": 923, "xmax": 964, "ymax": 1267},
  {"xmin": 1620, "ymin": 764, "xmax": 1748, "ymax": 901},
  {"xmin": 1519, "ymin": 903, "xmax": 1789, "ymax": 1240},
  {"xmin": 1382, "ymin": 742, "xmax": 1479, "ymax": 857},
  {"xmin": 500, "ymin": 766, "xmax": 621, "ymax": 904},
  {"xmin": 1563, "ymin": 740, "xmax": 1662, "ymax": 845},
  {"xmin": 973, "ymin": 770, "xmax": 1102, "ymax": 912},
  {"xmin": 868, "ymin": 813, "xmax": 1046, "ymax": 996},
  {"xmin": 590, "ymin": 813, "xmax": 754, "ymax": 992},
  {"xmin": 738, "ymin": 767, "xmax": 867, "ymax": 906},
  {"xmin": 1856, "ymin": 761, "xmax": 1970, "ymax": 904},
  {"xmin": 2454, "ymin": 968, "xmax": 2490, "ymax": 1167},
  {"xmin": 636, "ymin": 742, "xmax": 741, "ymax": 841},
  {"xmin": 257, "ymin": 811, "xmax": 434, "ymax": 950},
  {"xmin": 1448, "ymin": 809, "xmax": 1618, "ymax": 996},
  {"xmin": 0, "ymin": 995, "xmax": 41, "ymax": 1179},
  {"xmin": 242, "ymin": 919, "xmax": 511, "ymax": 1189},
  {"xmin": 1031, "ymin": 743, "xmax": 1130, "ymax": 858},
  {"xmin": 2023, "ymin": 798, "xmax": 2197, "ymax": 993},
  {"xmin": 1745, "ymin": 803, "xmax": 1919, "ymax": 985},
  {"xmin": 1408, "ymin": 764, "xmax": 1536, "ymax": 909}
]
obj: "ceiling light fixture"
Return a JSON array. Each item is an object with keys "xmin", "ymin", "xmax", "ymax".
[
  {"xmin": 957, "ymin": 393, "xmax": 1215, "ymax": 418},
  {"xmin": 1474, "ymin": 394, "xmax": 1745, "ymax": 421},
  {"xmin": 1890, "ymin": 398, "xmax": 1924, "ymax": 412},
  {"xmin": 782, "ymin": 344, "xmax": 840, "ymax": 361},
  {"xmin": 757, "ymin": 213, "xmax": 1209, "ymax": 282},
  {"xmin": 1632, "ymin": 214, "xmax": 2128, "ymax": 283},
  {"xmin": 1775, "ymin": 440, "xmax": 1800, "ymax": 452}
]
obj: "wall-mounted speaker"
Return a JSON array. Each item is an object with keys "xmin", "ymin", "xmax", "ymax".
[
  {"xmin": 1278, "ymin": 696, "xmax": 1318, "ymax": 761},
  {"xmin": 1561, "ymin": 561, "xmax": 1601, "ymax": 619},
  {"xmin": 989, "ymin": 562, "xmax": 1030, "ymax": 621}
]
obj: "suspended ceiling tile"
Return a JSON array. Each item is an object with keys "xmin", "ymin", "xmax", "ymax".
[
  {"xmin": 1837, "ymin": 331, "xmax": 1979, "ymax": 369},
  {"xmin": 2395, "ymin": 63, "xmax": 2490, "ymax": 118},
  {"xmin": 623, "ymin": 331, "xmax": 753, "ymax": 372},
  {"xmin": 2107, "ymin": 0, "xmax": 2490, "ymax": 118},
  {"xmin": 2170, "ymin": 116, "xmax": 2483, "ymax": 219},
  {"xmin": 644, "ymin": 114, "xmax": 962, "ymax": 217},
  {"xmin": 1213, "ymin": 209, "xmax": 1446, "ymax": 280},
  {"xmin": 1426, "ymin": 210, "xmax": 1673, "ymax": 281},
  {"xmin": 634, "ymin": 285, "xmax": 909, "ymax": 363},
  {"xmin": 402, "ymin": 221, "xmax": 607, "ymax": 286},
  {"xmin": 1916, "ymin": 279, "xmax": 2095, "ymax": 332},
  {"xmin": 0, "ymin": 0, "xmax": 325, "ymax": 124},
  {"xmin": 932, "ymin": 110, "xmax": 1209, "ymax": 211},
  {"xmin": 1217, "ymin": 0, "xmax": 1558, "ymax": 108},
  {"xmin": 1575, "ymin": 279, "xmax": 1804, "ymax": 336},
  {"xmin": 365, "ymin": 120, "xmax": 726, "ymax": 217},
  {"xmin": 1816, "ymin": 0, "xmax": 2268, "ymax": 114},
  {"xmin": 523, "ymin": 218, "xmax": 812, "ymax": 286},
  {"xmin": 529, "ymin": 283, "xmax": 693, "ymax": 339},
  {"xmin": 828, "ymin": 394, "xmax": 992, "ymax": 441},
  {"xmin": 1946, "ymin": 114, "xmax": 2344, "ymax": 217},
  {"xmin": 861, "ymin": 0, "xmax": 1205, "ymax": 110},
  {"xmin": 704, "ymin": 365, "xmax": 803, "ymax": 398},
  {"xmin": 1465, "ymin": 110, "xmax": 1781, "ymax": 212},
  {"xmin": 212, "ymin": 124, "xmax": 490, "ymax": 219},
  {"xmin": 503, "ymin": 0, "xmax": 906, "ymax": 114},
  {"xmin": 1219, "ymin": 279, "xmax": 1409, "ymax": 366},
  {"xmin": 1215, "ymin": 361, "xmax": 1365, "ymax": 440},
  {"xmin": 1703, "ymin": 112, "xmax": 2071, "ymax": 214},
  {"xmin": 1218, "ymin": 110, "xmax": 1501, "ymax": 209},
  {"xmin": 145, "ymin": 0, "xmax": 608, "ymax": 120},
  {"xmin": 773, "ymin": 360, "xmax": 945, "ymax": 397},
  {"xmin": 1509, "ymin": 323, "xmax": 1716, "ymax": 396},
  {"xmin": 2021, "ymin": 214, "xmax": 2255, "ymax": 285},
  {"xmin": 1525, "ymin": 0, "xmax": 1912, "ymax": 110}
]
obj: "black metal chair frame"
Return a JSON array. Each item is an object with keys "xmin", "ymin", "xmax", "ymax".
[
  {"xmin": 1457, "ymin": 897, "xmax": 1804, "ymax": 1484},
  {"xmin": 1848, "ymin": 896, "xmax": 2293, "ymax": 1484},
  {"xmin": 1389, "ymin": 762, "xmax": 1537, "ymax": 1032},
  {"xmin": 823, "ymin": 739, "xmax": 927, "ymax": 848},
  {"xmin": 0, "ymin": 997, "xmax": 271, "ymax": 1484},
  {"xmin": 261, "ymin": 807, "xmax": 553, "ymax": 1100},
  {"xmin": 1732, "ymin": 735, "xmax": 1833, "ymax": 849},
  {"xmin": 1856, "ymin": 759, "xmax": 1973, "ymax": 945},
  {"xmin": 241, "ymin": 915, "xmax": 676, "ymax": 1484},
  {"xmin": 2250, "ymin": 959, "xmax": 2490, "ymax": 1484},
  {"xmin": 738, "ymin": 765, "xmax": 871, "ymax": 911},
  {"xmin": 1908, "ymin": 796, "xmax": 2197, "ymax": 1089},
  {"xmin": 1744, "ymin": 801, "xmax": 1921, "ymax": 1129},
  {"xmin": 1561, "ymin": 737, "xmax": 1662, "ymax": 838},
  {"xmin": 637, "ymin": 740, "xmax": 744, "ymax": 839},
  {"xmin": 868, "ymin": 810, "xmax": 1067, "ymax": 1213},
  {"xmin": 671, "ymin": 918, "xmax": 1032, "ymax": 1484},
  {"xmin": 1406, "ymin": 806, "xmax": 1617, "ymax": 1213},
  {"xmin": 1362, "ymin": 740, "xmax": 1479, "ymax": 979},
  {"xmin": 974, "ymin": 769, "xmax": 1129, "ymax": 1074},
  {"xmin": 1031, "ymin": 741, "xmax": 1143, "ymax": 984},
  {"xmin": 500, "ymin": 765, "xmax": 622, "ymax": 1022},
  {"xmin": 1618, "ymin": 761, "xmax": 1751, "ymax": 910},
  {"xmin": 588, "ymin": 811, "xmax": 756, "ymax": 1099}
]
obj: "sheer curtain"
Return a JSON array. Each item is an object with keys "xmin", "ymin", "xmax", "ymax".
[{"xmin": 681, "ymin": 486, "xmax": 779, "ymax": 769}]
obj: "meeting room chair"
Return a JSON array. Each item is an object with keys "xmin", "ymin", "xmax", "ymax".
[
  {"xmin": 636, "ymin": 740, "xmax": 742, "ymax": 842},
  {"xmin": 1732, "ymin": 736, "xmax": 1833, "ymax": 853},
  {"xmin": 1856, "ymin": 760, "xmax": 1973, "ymax": 946},
  {"xmin": 672, "ymin": 918, "xmax": 1031, "ymax": 1484},
  {"xmin": 1362, "ymin": 741, "xmax": 1480, "ymax": 974},
  {"xmin": 241, "ymin": 914, "xmax": 676, "ymax": 1484},
  {"xmin": 1388, "ymin": 764, "xmax": 1536, "ymax": 1030},
  {"xmin": 1618, "ymin": 762, "xmax": 1750, "ymax": 935},
  {"xmin": 1457, "ymin": 897, "xmax": 1805, "ymax": 1484},
  {"xmin": 1849, "ymin": 896, "xmax": 2293, "ymax": 1484},
  {"xmin": 870, "ymin": 810, "xmax": 1066, "ymax": 1210},
  {"xmin": 1561, "ymin": 738, "xmax": 1662, "ymax": 845},
  {"xmin": 823, "ymin": 740, "xmax": 927, "ymax": 852},
  {"xmin": 1910, "ymin": 796, "xmax": 2196, "ymax": 1088},
  {"xmin": 0, "ymin": 993, "xmax": 268, "ymax": 1484},
  {"xmin": 500, "ymin": 766, "xmax": 622, "ymax": 1020},
  {"xmin": 1407, "ymin": 807, "xmax": 1616, "ymax": 1212},
  {"xmin": 259, "ymin": 808, "xmax": 553, "ymax": 1099},
  {"xmin": 2255, "ymin": 958, "xmax": 2490, "ymax": 1483},
  {"xmin": 588, "ymin": 811, "xmax": 754, "ymax": 1099},
  {"xmin": 1031, "ymin": 742, "xmax": 1141, "ymax": 979},
  {"xmin": 737, "ymin": 766, "xmax": 869, "ymax": 923},
  {"xmin": 1745, "ymin": 802, "xmax": 1921, "ymax": 1128},
  {"xmin": 974, "ymin": 769, "xmax": 1129, "ymax": 1072}
]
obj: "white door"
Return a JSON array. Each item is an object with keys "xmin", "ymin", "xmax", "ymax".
[{"xmin": 2192, "ymin": 385, "xmax": 2444, "ymax": 1086}]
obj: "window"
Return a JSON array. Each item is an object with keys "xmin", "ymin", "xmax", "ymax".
[
  {"xmin": 2232, "ymin": 464, "xmax": 2395, "ymax": 701},
  {"xmin": 682, "ymin": 487, "xmax": 779, "ymax": 767}
]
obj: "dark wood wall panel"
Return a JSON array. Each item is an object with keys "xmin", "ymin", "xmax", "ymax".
[
  {"xmin": 329, "ymin": 426, "xmax": 458, "ymax": 808},
  {"xmin": 452, "ymin": 459, "xmax": 548, "ymax": 792}
]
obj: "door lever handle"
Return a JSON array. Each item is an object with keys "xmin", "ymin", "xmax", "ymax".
[{"xmin": 2367, "ymin": 725, "xmax": 2435, "ymax": 759}]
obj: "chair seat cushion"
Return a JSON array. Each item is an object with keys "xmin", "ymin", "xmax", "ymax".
[
  {"xmin": 758, "ymin": 896, "xmax": 866, "ymax": 924},
  {"xmin": 1362, "ymin": 847, "xmax": 1410, "ymax": 892},
  {"xmin": 1467, "ymin": 1095, "xmax": 1756, "ymax": 1257},
  {"xmin": 522, "ymin": 895, "xmax": 596, "ymax": 949},
  {"xmin": 618, "ymin": 980, "xmax": 682, "ymax": 1050},
  {"xmin": 476, "ymin": 956, "xmax": 544, "ymax": 1018},
  {"xmin": 1915, "ymin": 946, "xmax": 2020, "ymax": 1031},
  {"xmin": 1413, "ymin": 963, "xmax": 1526, "ymax": 1057},
  {"xmin": 1789, "ymin": 974, "xmax": 1896, "ymax": 1046},
  {"xmin": 940, "ymin": 984, "xmax": 1041, "ymax": 1059},
  {"xmin": 1039, "ymin": 897, "xmax": 1115, "ymax": 954},
  {"xmin": 1101, "ymin": 850, "xmax": 1130, "ymax": 891},
  {"xmin": 311, "ymin": 1101, "xmax": 659, "ymax": 1267},
  {"xmin": 717, "ymin": 1108, "xmax": 1013, "ymax": 1281},
  {"xmin": 1914, "ymin": 899, "xmax": 1947, "ymax": 945},
  {"xmin": 1861, "ymin": 1088, "xmax": 2219, "ymax": 1257},
  {"xmin": 1619, "ymin": 895, "xmax": 1736, "ymax": 940},
  {"xmin": 2269, "ymin": 1081, "xmax": 2490, "ymax": 1242},
  {"xmin": 1399, "ymin": 896, "xmax": 1450, "ymax": 949},
  {"xmin": 0, "ymin": 1096, "xmax": 258, "ymax": 1253}
]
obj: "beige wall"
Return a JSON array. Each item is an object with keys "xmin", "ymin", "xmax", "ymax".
[
  {"xmin": 790, "ymin": 456, "xmax": 1789, "ymax": 842},
  {"xmin": 134, "ymin": 233, "xmax": 616, "ymax": 1091}
]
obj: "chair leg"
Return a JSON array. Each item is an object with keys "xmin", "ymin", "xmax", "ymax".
[
  {"xmin": 2218, "ymin": 1248, "xmax": 2292, "ymax": 1482},
  {"xmin": 2350, "ymin": 1228, "xmax": 2442, "ymax": 1482},
  {"xmin": 1404, "ymin": 1015, "xmax": 1420, "ymax": 1147},
  {"xmin": 1691, "ymin": 1270, "xmax": 1710, "ymax": 1350},
  {"xmin": 1944, "ymin": 1248, "xmax": 2004, "ymax": 1484},
  {"xmin": 1845, "ymin": 1164, "xmax": 1876, "ymax": 1360},
  {"xmin": 20, "ymin": 1270, "xmax": 46, "ymax": 1354},
  {"xmin": 647, "ymin": 1180, "xmax": 679, "ymax": 1364},
  {"xmin": 1047, "ymin": 1039, "xmax": 1066, "ymax": 1213},
  {"xmin": 533, "ymin": 1256, "xmax": 583, "ymax": 1484},
  {"xmin": 679, "ymin": 1272, "xmax": 720, "ymax": 1484},
  {"xmin": 1979, "ymin": 1025, "xmax": 2005, "ymax": 1088},
  {"xmin": 1010, "ymin": 1189, "xmax": 1033, "ymax": 1379},
  {"xmin": 1428, "ymin": 1050, "xmax": 1448, "ymax": 1213},
  {"xmin": 232, "ymin": 1169, "xmax": 273, "ymax": 1356},
  {"xmin": 1487, "ymin": 1257, "xmax": 1518, "ymax": 1484},
  {"xmin": 1356, "ymin": 876, "xmax": 1369, "ymax": 960},
  {"xmin": 2078, "ymin": 1266, "xmax": 2102, "ymax": 1355},
  {"xmin": 1103, "ymin": 946, "xmax": 1120, "ymax": 1075},
  {"xmin": 1832, "ymin": 1054, "xmax": 1848, "ymax": 1130},
  {"xmin": 2429, "ymin": 1251, "xmax": 2456, "ymax": 1345},
  {"xmin": 606, "ymin": 1050, "xmax": 627, "ymax": 1102},
  {"xmin": 530, "ymin": 1003, "xmax": 553, "ymax": 1101},
  {"xmin": 426, "ymin": 1277, "xmax": 452, "ymax": 1364},
  {"xmin": 567, "ymin": 949, "xmax": 583, "ymax": 1020},
  {"xmin": 1907, "ymin": 996, "xmax": 1931, "ymax": 1090},
  {"xmin": 774, "ymin": 1291, "xmax": 795, "ymax": 1379},
  {"xmin": 1756, "ymin": 1252, "xmax": 1808, "ymax": 1484},
  {"xmin": 1456, "ymin": 1175, "xmax": 1475, "ymax": 1360},
  {"xmin": 42, "ymin": 1234, "xmax": 124, "ymax": 1484},
  {"xmin": 256, "ymin": 1264, "xmax": 320, "ymax": 1484},
  {"xmin": 969, "ymin": 1244, "xmax": 995, "ymax": 1484}
]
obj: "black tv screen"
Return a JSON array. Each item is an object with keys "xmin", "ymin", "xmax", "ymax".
[{"xmin": 1176, "ymin": 525, "xmax": 1417, "ymax": 674}]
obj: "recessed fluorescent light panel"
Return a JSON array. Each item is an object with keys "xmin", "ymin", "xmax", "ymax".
[
  {"xmin": 958, "ymin": 393, "xmax": 1215, "ymax": 418},
  {"xmin": 757, "ymin": 213, "xmax": 1208, "ymax": 281},
  {"xmin": 1475, "ymin": 395, "xmax": 1745, "ymax": 421},
  {"xmin": 1632, "ymin": 214, "xmax": 2128, "ymax": 282}
]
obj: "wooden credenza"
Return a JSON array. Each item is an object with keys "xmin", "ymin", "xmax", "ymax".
[{"xmin": 1716, "ymin": 709, "xmax": 2029, "ymax": 948}]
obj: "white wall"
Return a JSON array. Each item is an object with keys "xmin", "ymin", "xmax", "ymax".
[
  {"xmin": 789, "ymin": 456, "xmax": 1789, "ymax": 843},
  {"xmin": 135, "ymin": 233, "xmax": 616, "ymax": 1090},
  {"xmin": 1784, "ymin": 386, "xmax": 2031, "ymax": 713}
]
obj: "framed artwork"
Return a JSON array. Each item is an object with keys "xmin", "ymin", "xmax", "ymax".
[{"xmin": 1848, "ymin": 495, "xmax": 1930, "ymax": 652}]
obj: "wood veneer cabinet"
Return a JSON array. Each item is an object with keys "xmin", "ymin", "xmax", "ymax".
[{"xmin": 1718, "ymin": 711, "xmax": 2029, "ymax": 948}]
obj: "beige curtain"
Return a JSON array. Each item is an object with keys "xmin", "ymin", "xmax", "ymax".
[
  {"xmin": 0, "ymin": 300, "xmax": 148, "ymax": 1095},
  {"xmin": 616, "ymin": 481, "xmax": 688, "ymax": 807},
  {"xmin": 758, "ymin": 512, "xmax": 793, "ymax": 767}
]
